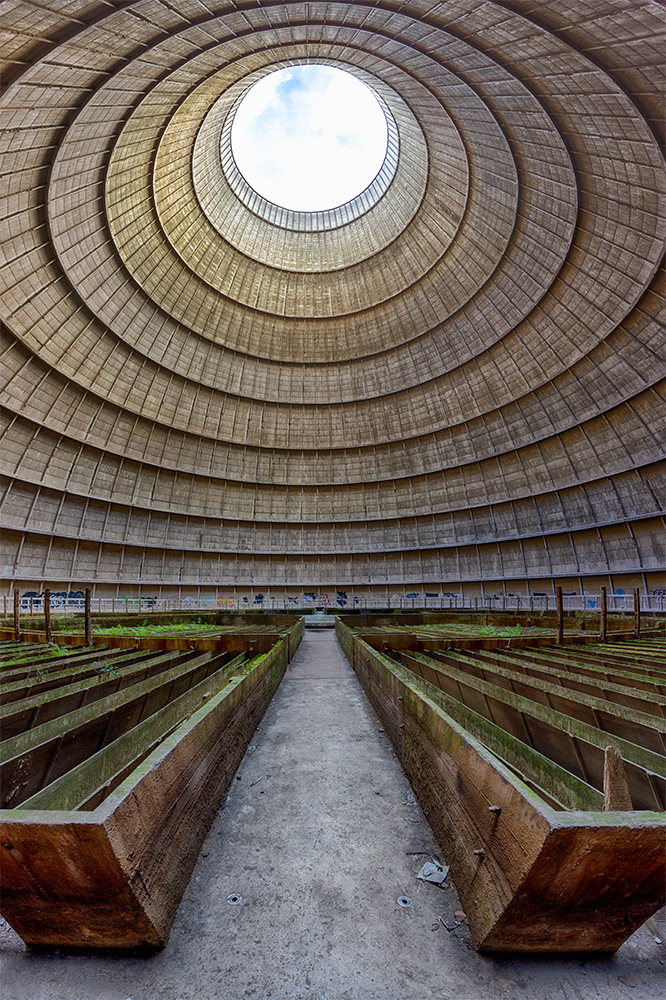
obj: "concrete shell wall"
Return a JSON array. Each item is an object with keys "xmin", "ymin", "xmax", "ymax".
[{"xmin": 1, "ymin": 1, "xmax": 664, "ymax": 598}]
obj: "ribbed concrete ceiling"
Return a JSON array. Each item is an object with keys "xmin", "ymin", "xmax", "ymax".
[{"xmin": 0, "ymin": 1, "xmax": 664, "ymax": 596}]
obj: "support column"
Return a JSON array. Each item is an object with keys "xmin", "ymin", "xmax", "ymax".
[
  {"xmin": 13, "ymin": 590, "xmax": 20, "ymax": 641},
  {"xmin": 44, "ymin": 589, "xmax": 52, "ymax": 644},
  {"xmin": 633, "ymin": 587, "xmax": 641, "ymax": 639},
  {"xmin": 85, "ymin": 588, "xmax": 92, "ymax": 646}
]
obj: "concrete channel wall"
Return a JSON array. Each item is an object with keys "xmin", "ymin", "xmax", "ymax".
[
  {"xmin": 0, "ymin": 619, "xmax": 303, "ymax": 949},
  {"xmin": 336, "ymin": 619, "xmax": 666, "ymax": 952}
]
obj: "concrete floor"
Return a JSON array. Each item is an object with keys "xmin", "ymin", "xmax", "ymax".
[{"xmin": 1, "ymin": 631, "xmax": 663, "ymax": 1000}]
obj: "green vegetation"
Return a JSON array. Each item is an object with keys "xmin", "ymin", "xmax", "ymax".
[
  {"xmin": 47, "ymin": 620, "xmax": 289, "ymax": 638},
  {"xmin": 360, "ymin": 623, "xmax": 554, "ymax": 638},
  {"xmin": 0, "ymin": 644, "xmax": 71, "ymax": 667},
  {"xmin": 237, "ymin": 652, "xmax": 268, "ymax": 676}
]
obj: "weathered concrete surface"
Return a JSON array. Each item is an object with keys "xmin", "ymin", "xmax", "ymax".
[{"xmin": 1, "ymin": 633, "xmax": 663, "ymax": 998}]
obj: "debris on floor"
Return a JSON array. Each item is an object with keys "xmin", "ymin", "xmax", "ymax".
[{"xmin": 416, "ymin": 860, "xmax": 449, "ymax": 885}]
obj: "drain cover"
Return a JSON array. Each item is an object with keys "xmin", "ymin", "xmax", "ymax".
[
  {"xmin": 396, "ymin": 896, "xmax": 412, "ymax": 908},
  {"xmin": 227, "ymin": 893, "xmax": 242, "ymax": 905}
]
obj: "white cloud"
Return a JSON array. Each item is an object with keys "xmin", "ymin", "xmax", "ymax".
[{"xmin": 231, "ymin": 65, "xmax": 388, "ymax": 212}]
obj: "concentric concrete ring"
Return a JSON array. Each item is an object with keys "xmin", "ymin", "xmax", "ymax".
[{"xmin": 0, "ymin": 0, "xmax": 664, "ymax": 599}]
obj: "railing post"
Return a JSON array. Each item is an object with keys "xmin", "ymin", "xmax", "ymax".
[
  {"xmin": 44, "ymin": 588, "xmax": 52, "ymax": 644},
  {"xmin": 85, "ymin": 588, "xmax": 92, "ymax": 646},
  {"xmin": 13, "ymin": 589, "xmax": 20, "ymax": 641},
  {"xmin": 600, "ymin": 586, "xmax": 607, "ymax": 642},
  {"xmin": 556, "ymin": 585, "xmax": 563, "ymax": 644},
  {"xmin": 633, "ymin": 587, "xmax": 640, "ymax": 639}
]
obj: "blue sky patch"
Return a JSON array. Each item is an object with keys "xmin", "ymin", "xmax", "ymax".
[{"xmin": 231, "ymin": 65, "xmax": 388, "ymax": 212}]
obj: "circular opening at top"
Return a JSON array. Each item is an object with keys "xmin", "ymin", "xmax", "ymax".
[{"xmin": 230, "ymin": 65, "xmax": 389, "ymax": 212}]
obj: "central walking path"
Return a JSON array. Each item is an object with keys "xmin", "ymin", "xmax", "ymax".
[
  {"xmin": 184, "ymin": 630, "xmax": 466, "ymax": 998},
  {"xmin": 1, "ymin": 632, "xmax": 657, "ymax": 1000}
]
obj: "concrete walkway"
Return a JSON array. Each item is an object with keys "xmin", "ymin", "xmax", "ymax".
[{"xmin": 0, "ymin": 632, "xmax": 662, "ymax": 999}]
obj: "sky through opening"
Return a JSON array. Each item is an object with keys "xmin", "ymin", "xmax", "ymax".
[{"xmin": 230, "ymin": 65, "xmax": 388, "ymax": 212}]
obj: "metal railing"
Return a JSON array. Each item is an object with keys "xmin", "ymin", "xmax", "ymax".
[{"xmin": 6, "ymin": 593, "xmax": 665, "ymax": 615}]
